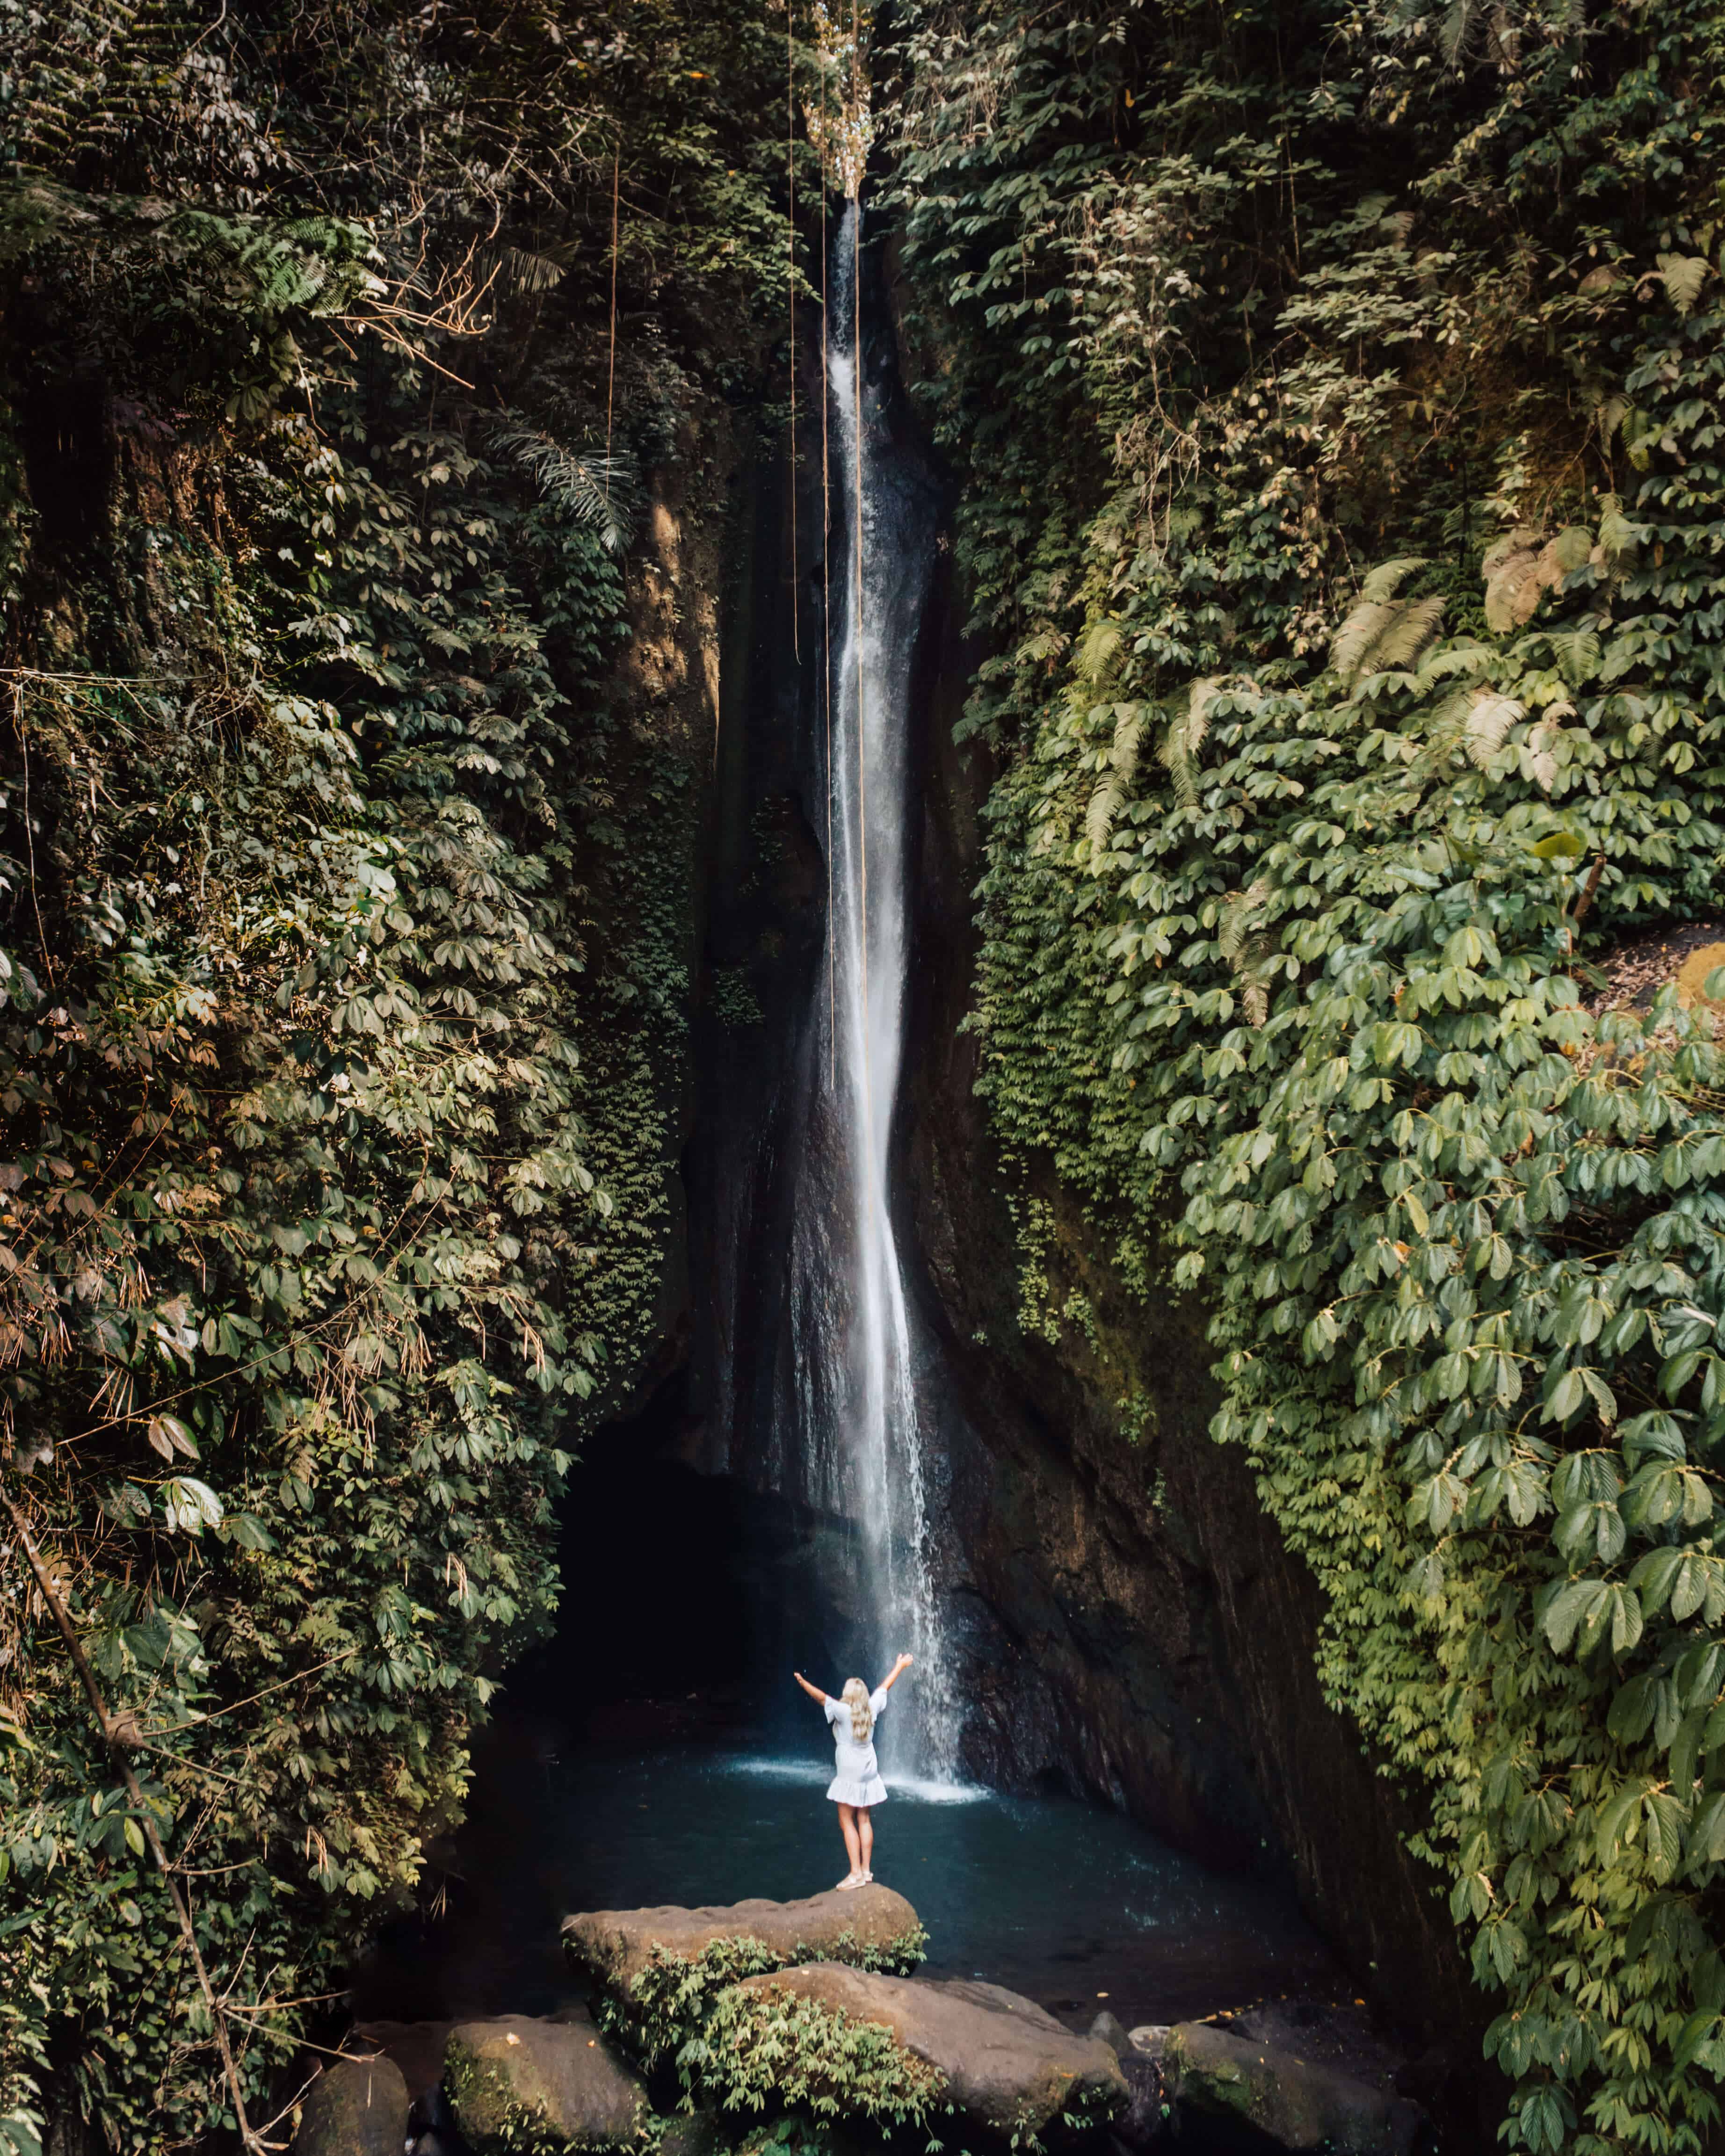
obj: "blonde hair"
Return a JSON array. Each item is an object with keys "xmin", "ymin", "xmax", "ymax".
[{"xmin": 841, "ymin": 1678, "xmax": 874, "ymax": 1743}]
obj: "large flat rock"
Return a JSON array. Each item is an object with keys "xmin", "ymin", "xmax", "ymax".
[
  {"xmin": 561, "ymin": 1883, "xmax": 924, "ymax": 1996},
  {"xmin": 729, "ymin": 1964, "xmax": 1127, "ymax": 2140},
  {"xmin": 445, "ymin": 2014, "xmax": 650, "ymax": 2154}
]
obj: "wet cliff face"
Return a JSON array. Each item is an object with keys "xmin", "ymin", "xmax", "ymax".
[{"xmin": 672, "ymin": 222, "xmax": 1483, "ymax": 2069}]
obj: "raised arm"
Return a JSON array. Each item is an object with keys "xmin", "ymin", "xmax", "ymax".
[
  {"xmin": 877, "ymin": 1653, "xmax": 914, "ymax": 1695},
  {"xmin": 793, "ymin": 1671, "xmax": 828, "ymax": 1705}
]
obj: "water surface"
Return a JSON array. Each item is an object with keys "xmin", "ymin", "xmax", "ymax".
[{"xmin": 355, "ymin": 1716, "xmax": 1342, "ymax": 2035}]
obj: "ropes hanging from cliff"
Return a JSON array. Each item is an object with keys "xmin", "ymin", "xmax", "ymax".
[
  {"xmin": 605, "ymin": 144, "xmax": 619, "ymax": 501},
  {"xmin": 820, "ymin": 64, "xmax": 835, "ymax": 1087},
  {"xmin": 803, "ymin": 0, "xmax": 872, "ymax": 1097},
  {"xmin": 787, "ymin": 2, "xmax": 799, "ymax": 667},
  {"xmin": 848, "ymin": 0, "xmax": 873, "ymax": 1229}
]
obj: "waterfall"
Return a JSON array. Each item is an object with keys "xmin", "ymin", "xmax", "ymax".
[{"xmin": 770, "ymin": 203, "xmax": 952, "ymax": 1780}]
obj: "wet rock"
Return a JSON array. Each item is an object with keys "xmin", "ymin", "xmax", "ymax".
[
  {"xmin": 445, "ymin": 2014, "xmax": 650, "ymax": 2154},
  {"xmin": 728, "ymin": 1964, "xmax": 1126, "ymax": 2141},
  {"xmin": 1109, "ymin": 2051, "xmax": 1171, "ymax": 2153},
  {"xmin": 1088, "ymin": 2012, "xmax": 1130, "ymax": 2058},
  {"xmin": 292, "ymin": 2053, "xmax": 410, "ymax": 2156},
  {"xmin": 561, "ymin": 1883, "xmax": 924, "ymax": 1997},
  {"xmin": 1160, "ymin": 2022, "xmax": 1424, "ymax": 2156}
]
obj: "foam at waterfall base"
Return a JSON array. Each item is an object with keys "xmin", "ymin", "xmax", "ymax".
[{"xmin": 725, "ymin": 1751, "xmax": 986, "ymax": 1804}]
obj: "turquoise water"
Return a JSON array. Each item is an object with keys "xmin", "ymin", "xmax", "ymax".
[{"xmin": 355, "ymin": 1721, "xmax": 1341, "ymax": 2034}]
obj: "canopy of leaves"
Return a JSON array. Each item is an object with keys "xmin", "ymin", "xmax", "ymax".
[
  {"xmin": 0, "ymin": 3, "xmax": 793, "ymax": 2152},
  {"xmin": 887, "ymin": 0, "xmax": 1725, "ymax": 2148}
]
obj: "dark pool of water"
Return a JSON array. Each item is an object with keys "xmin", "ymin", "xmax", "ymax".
[{"xmin": 354, "ymin": 1705, "xmax": 1344, "ymax": 2037}]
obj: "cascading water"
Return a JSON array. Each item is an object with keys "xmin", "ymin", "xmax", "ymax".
[{"xmin": 766, "ymin": 202, "xmax": 953, "ymax": 1780}]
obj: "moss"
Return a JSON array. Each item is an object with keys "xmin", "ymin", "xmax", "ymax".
[
  {"xmin": 445, "ymin": 2038, "xmax": 650, "ymax": 2156},
  {"xmin": 446, "ymin": 2049, "xmax": 570, "ymax": 2156}
]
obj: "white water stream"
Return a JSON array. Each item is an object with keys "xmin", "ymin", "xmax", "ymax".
[{"xmin": 776, "ymin": 205, "xmax": 952, "ymax": 1779}]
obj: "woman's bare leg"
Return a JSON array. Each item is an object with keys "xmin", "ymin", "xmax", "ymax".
[
  {"xmin": 858, "ymin": 1808, "xmax": 874, "ymax": 1878},
  {"xmin": 836, "ymin": 1804, "xmax": 862, "ymax": 1881}
]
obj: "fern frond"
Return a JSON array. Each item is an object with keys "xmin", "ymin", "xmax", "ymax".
[
  {"xmin": 1085, "ymin": 776, "xmax": 1125, "ymax": 858},
  {"xmin": 1333, "ymin": 562, "xmax": 1442, "ymax": 685},
  {"xmin": 1441, "ymin": 0, "xmax": 1478, "ymax": 62},
  {"xmin": 1218, "ymin": 879, "xmax": 1269, "ymax": 966},
  {"xmin": 1658, "ymin": 252, "xmax": 1709, "ymax": 317},
  {"xmin": 1084, "ymin": 702, "xmax": 1145, "ymax": 861},
  {"xmin": 1359, "ymin": 555, "xmax": 1428, "ymax": 607},
  {"xmin": 1074, "ymin": 616, "xmax": 1124, "ymax": 688},
  {"xmin": 1332, "ymin": 601, "xmax": 1394, "ymax": 687},
  {"xmin": 1109, "ymin": 701, "xmax": 1143, "ymax": 780},
  {"xmin": 1370, "ymin": 594, "xmax": 1446, "ymax": 675},
  {"xmin": 1158, "ymin": 678, "xmax": 1216, "ymax": 810},
  {"xmin": 1464, "ymin": 690, "xmax": 1524, "ymax": 769},
  {"xmin": 1546, "ymin": 629, "xmax": 1602, "ymax": 689},
  {"xmin": 1219, "ymin": 880, "xmax": 1275, "ymax": 1027},
  {"xmin": 493, "ymin": 426, "xmax": 640, "ymax": 553}
]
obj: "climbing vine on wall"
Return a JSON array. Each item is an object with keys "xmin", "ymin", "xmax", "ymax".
[
  {"xmin": 0, "ymin": 4, "xmax": 792, "ymax": 2151},
  {"xmin": 890, "ymin": 0, "xmax": 1725, "ymax": 2148}
]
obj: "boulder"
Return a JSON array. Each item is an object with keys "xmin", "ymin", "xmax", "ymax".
[
  {"xmin": 445, "ymin": 2014, "xmax": 650, "ymax": 2154},
  {"xmin": 292, "ymin": 2053, "xmax": 410, "ymax": 2156},
  {"xmin": 561, "ymin": 1883, "xmax": 924, "ymax": 1997},
  {"xmin": 1088, "ymin": 2011, "xmax": 1130, "ymax": 2059},
  {"xmin": 1150, "ymin": 2022, "xmax": 1423, "ymax": 2156},
  {"xmin": 727, "ymin": 1964, "xmax": 1126, "ymax": 2141}
]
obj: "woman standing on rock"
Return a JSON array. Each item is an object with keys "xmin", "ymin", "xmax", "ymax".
[{"xmin": 793, "ymin": 1656, "xmax": 913, "ymax": 1889}]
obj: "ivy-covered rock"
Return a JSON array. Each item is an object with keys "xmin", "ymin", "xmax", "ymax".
[
  {"xmin": 444, "ymin": 2017, "xmax": 650, "ymax": 2156},
  {"xmin": 717, "ymin": 1967, "xmax": 1127, "ymax": 2144},
  {"xmin": 291, "ymin": 2053, "xmax": 410, "ymax": 2156}
]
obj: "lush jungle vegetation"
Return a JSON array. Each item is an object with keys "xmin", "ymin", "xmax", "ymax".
[
  {"xmin": 12, "ymin": 0, "xmax": 1725, "ymax": 2152},
  {"xmin": 0, "ymin": 4, "xmax": 792, "ymax": 2150},
  {"xmin": 886, "ymin": 0, "xmax": 1725, "ymax": 2148}
]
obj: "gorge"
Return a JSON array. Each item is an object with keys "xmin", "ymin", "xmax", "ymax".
[{"xmin": 5, "ymin": 5, "xmax": 1725, "ymax": 2156}]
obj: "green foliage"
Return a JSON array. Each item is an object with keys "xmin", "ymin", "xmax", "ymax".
[
  {"xmin": 682, "ymin": 1985, "xmax": 944, "ymax": 2134},
  {"xmin": 445, "ymin": 2041, "xmax": 650, "ymax": 2156},
  {"xmin": 889, "ymin": 0, "xmax": 1725, "ymax": 2147},
  {"xmin": 0, "ymin": 2, "xmax": 795, "ymax": 2151},
  {"xmin": 611, "ymin": 1929, "xmax": 931, "ymax": 2081}
]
